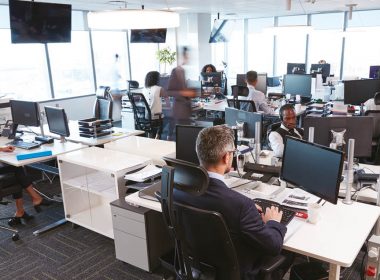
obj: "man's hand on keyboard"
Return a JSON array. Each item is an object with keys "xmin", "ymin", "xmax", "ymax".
[
  {"xmin": 0, "ymin": 146, "xmax": 15, "ymax": 152},
  {"xmin": 262, "ymin": 206, "xmax": 283, "ymax": 224}
]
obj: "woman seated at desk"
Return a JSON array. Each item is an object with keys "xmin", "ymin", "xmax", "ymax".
[
  {"xmin": 201, "ymin": 64, "xmax": 217, "ymax": 74},
  {"xmin": 143, "ymin": 71, "xmax": 164, "ymax": 119}
]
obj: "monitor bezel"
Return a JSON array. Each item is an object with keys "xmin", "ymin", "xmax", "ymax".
[
  {"xmin": 44, "ymin": 106, "xmax": 70, "ymax": 137},
  {"xmin": 280, "ymin": 136, "xmax": 344, "ymax": 205}
]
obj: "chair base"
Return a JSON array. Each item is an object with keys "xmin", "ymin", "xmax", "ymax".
[{"xmin": 0, "ymin": 224, "xmax": 20, "ymax": 241}]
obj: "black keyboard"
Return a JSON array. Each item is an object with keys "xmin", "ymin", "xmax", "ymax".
[
  {"xmin": 244, "ymin": 163, "xmax": 281, "ymax": 175},
  {"xmin": 253, "ymin": 198, "xmax": 295, "ymax": 226},
  {"xmin": 7, "ymin": 140, "xmax": 41, "ymax": 150}
]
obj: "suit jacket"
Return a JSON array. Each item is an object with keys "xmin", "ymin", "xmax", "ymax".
[{"xmin": 174, "ymin": 177, "xmax": 287, "ymax": 280}]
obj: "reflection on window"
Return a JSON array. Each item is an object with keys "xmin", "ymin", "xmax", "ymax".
[
  {"xmin": 92, "ymin": 31, "xmax": 129, "ymax": 91},
  {"xmin": 48, "ymin": 31, "xmax": 95, "ymax": 98},
  {"xmin": 225, "ymin": 20, "xmax": 244, "ymax": 81},
  {"xmin": 0, "ymin": 29, "xmax": 51, "ymax": 100}
]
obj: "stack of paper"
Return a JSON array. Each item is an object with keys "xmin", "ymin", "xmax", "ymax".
[{"xmin": 124, "ymin": 164, "xmax": 162, "ymax": 182}]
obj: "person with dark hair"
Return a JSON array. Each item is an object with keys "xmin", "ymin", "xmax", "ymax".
[
  {"xmin": 201, "ymin": 64, "xmax": 217, "ymax": 73},
  {"xmin": 143, "ymin": 71, "xmax": 164, "ymax": 119},
  {"xmin": 0, "ymin": 146, "xmax": 50, "ymax": 226},
  {"xmin": 245, "ymin": 70, "xmax": 274, "ymax": 114},
  {"xmin": 174, "ymin": 125, "xmax": 290, "ymax": 279},
  {"xmin": 166, "ymin": 46, "xmax": 196, "ymax": 140},
  {"xmin": 269, "ymin": 104, "xmax": 304, "ymax": 157}
]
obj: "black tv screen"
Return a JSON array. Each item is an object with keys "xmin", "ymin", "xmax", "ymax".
[
  {"xmin": 209, "ymin": 19, "xmax": 235, "ymax": 43},
  {"xmin": 9, "ymin": 0, "xmax": 71, "ymax": 44},
  {"xmin": 130, "ymin": 29, "xmax": 167, "ymax": 43}
]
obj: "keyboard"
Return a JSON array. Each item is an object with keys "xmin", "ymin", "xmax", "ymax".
[
  {"xmin": 253, "ymin": 198, "xmax": 295, "ymax": 226},
  {"xmin": 7, "ymin": 140, "xmax": 41, "ymax": 150}
]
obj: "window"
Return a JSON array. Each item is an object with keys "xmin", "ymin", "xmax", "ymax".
[
  {"xmin": 308, "ymin": 13, "xmax": 344, "ymax": 78},
  {"xmin": 225, "ymin": 20, "xmax": 244, "ymax": 82},
  {"xmin": 48, "ymin": 31, "xmax": 95, "ymax": 98},
  {"xmin": 276, "ymin": 15, "xmax": 308, "ymax": 76},
  {"xmin": 0, "ymin": 29, "xmax": 51, "ymax": 101},
  {"xmin": 247, "ymin": 17, "xmax": 274, "ymax": 75},
  {"xmin": 92, "ymin": 31, "xmax": 129, "ymax": 91}
]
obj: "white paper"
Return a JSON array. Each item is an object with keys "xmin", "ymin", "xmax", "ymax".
[
  {"xmin": 124, "ymin": 164, "xmax": 162, "ymax": 182},
  {"xmin": 280, "ymin": 188, "xmax": 320, "ymax": 210}
]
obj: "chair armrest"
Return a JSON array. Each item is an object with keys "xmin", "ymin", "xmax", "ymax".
[{"xmin": 261, "ymin": 254, "xmax": 287, "ymax": 273}]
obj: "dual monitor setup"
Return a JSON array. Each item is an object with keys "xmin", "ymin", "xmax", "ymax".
[
  {"xmin": 175, "ymin": 119, "xmax": 344, "ymax": 205},
  {"xmin": 9, "ymin": 100, "xmax": 70, "ymax": 144}
]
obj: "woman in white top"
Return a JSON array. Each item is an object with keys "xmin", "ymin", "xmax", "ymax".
[{"xmin": 143, "ymin": 71, "xmax": 164, "ymax": 119}]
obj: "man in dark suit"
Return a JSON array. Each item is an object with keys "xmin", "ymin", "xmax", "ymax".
[{"xmin": 174, "ymin": 125, "xmax": 288, "ymax": 279}]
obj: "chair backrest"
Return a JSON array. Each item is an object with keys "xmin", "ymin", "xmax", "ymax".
[
  {"xmin": 266, "ymin": 122, "xmax": 282, "ymax": 148},
  {"xmin": 128, "ymin": 92, "xmax": 152, "ymax": 126},
  {"xmin": 365, "ymin": 110, "xmax": 380, "ymax": 139},
  {"xmin": 238, "ymin": 100, "xmax": 257, "ymax": 112},
  {"xmin": 93, "ymin": 98, "xmax": 113, "ymax": 120},
  {"xmin": 96, "ymin": 86, "xmax": 111, "ymax": 99},
  {"xmin": 158, "ymin": 157, "xmax": 240, "ymax": 280},
  {"xmin": 374, "ymin": 92, "xmax": 380, "ymax": 105},
  {"xmin": 127, "ymin": 80, "xmax": 139, "ymax": 90}
]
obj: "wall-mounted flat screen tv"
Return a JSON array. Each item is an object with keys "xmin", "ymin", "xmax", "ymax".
[
  {"xmin": 209, "ymin": 19, "xmax": 235, "ymax": 43},
  {"xmin": 9, "ymin": 0, "xmax": 72, "ymax": 44},
  {"xmin": 130, "ymin": 29, "xmax": 167, "ymax": 43}
]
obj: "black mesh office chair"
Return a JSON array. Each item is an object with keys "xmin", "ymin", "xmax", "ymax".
[
  {"xmin": 0, "ymin": 174, "xmax": 21, "ymax": 241},
  {"xmin": 128, "ymin": 92, "xmax": 163, "ymax": 138},
  {"xmin": 156, "ymin": 157, "xmax": 286, "ymax": 280},
  {"xmin": 127, "ymin": 80, "xmax": 139, "ymax": 91},
  {"xmin": 93, "ymin": 86, "xmax": 113, "ymax": 120},
  {"xmin": 364, "ymin": 110, "xmax": 380, "ymax": 164},
  {"xmin": 227, "ymin": 98, "xmax": 257, "ymax": 112}
]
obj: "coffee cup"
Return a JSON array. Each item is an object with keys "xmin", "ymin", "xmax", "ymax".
[{"xmin": 307, "ymin": 202, "xmax": 322, "ymax": 224}]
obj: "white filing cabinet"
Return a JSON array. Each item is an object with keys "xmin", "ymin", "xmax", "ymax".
[
  {"xmin": 58, "ymin": 147, "xmax": 151, "ymax": 238},
  {"xmin": 110, "ymin": 198, "xmax": 173, "ymax": 272}
]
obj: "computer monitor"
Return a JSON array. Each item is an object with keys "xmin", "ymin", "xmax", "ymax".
[
  {"xmin": 225, "ymin": 107, "xmax": 263, "ymax": 139},
  {"xmin": 200, "ymin": 72, "xmax": 223, "ymax": 87},
  {"xmin": 281, "ymin": 137, "xmax": 344, "ymax": 205},
  {"xmin": 236, "ymin": 74, "xmax": 246, "ymax": 86},
  {"xmin": 283, "ymin": 74, "xmax": 312, "ymax": 98},
  {"xmin": 45, "ymin": 106, "xmax": 70, "ymax": 142},
  {"xmin": 256, "ymin": 73, "xmax": 268, "ymax": 94},
  {"xmin": 158, "ymin": 75, "xmax": 170, "ymax": 90},
  {"xmin": 369, "ymin": 66, "xmax": 380, "ymax": 79},
  {"xmin": 303, "ymin": 116, "xmax": 373, "ymax": 158},
  {"xmin": 343, "ymin": 79, "xmax": 380, "ymax": 105},
  {"xmin": 10, "ymin": 100, "xmax": 41, "ymax": 138},
  {"xmin": 310, "ymin": 64, "xmax": 331, "ymax": 82},
  {"xmin": 231, "ymin": 85, "xmax": 249, "ymax": 98},
  {"xmin": 176, "ymin": 125, "xmax": 205, "ymax": 165},
  {"xmin": 287, "ymin": 63, "xmax": 306, "ymax": 74}
]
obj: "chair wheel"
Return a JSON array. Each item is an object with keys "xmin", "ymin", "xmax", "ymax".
[{"xmin": 12, "ymin": 233, "xmax": 19, "ymax": 241}]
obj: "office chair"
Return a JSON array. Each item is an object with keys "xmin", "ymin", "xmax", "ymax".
[
  {"xmin": 127, "ymin": 80, "xmax": 139, "ymax": 92},
  {"xmin": 128, "ymin": 92, "xmax": 163, "ymax": 139},
  {"xmin": 0, "ymin": 174, "xmax": 21, "ymax": 241},
  {"xmin": 156, "ymin": 157, "xmax": 287, "ymax": 280},
  {"xmin": 227, "ymin": 98, "xmax": 257, "ymax": 112},
  {"xmin": 93, "ymin": 86, "xmax": 113, "ymax": 120},
  {"xmin": 265, "ymin": 122, "xmax": 281, "ymax": 150}
]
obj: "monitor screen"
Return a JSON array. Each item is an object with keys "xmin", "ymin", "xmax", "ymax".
[
  {"xmin": 287, "ymin": 63, "xmax": 306, "ymax": 74},
  {"xmin": 200, "ymin": 72, "xmax": 223, "ymax": 87},
  {"xmin": 130, "ymin": 28, "xmax": 167, "ymax": 43},
  {"xmin": 256, "ymin": 73, "xmax": 268, "ymax": 94},
  {"xmin": 236, "ymin": 74, "xmax": 246, "ymax": 86},
  {"xmin": 9, "ymin": 0, "xmax": 71, "ymax": 44},
  {"xmin": 225, "ymin": 107, "xmax": 263, "ymax": 139},
  {"xmin": 176, "ymin": 125, "xmax": 205, "ymax": 165},
  {"xmin": 369, "ymin": 66, "xmax": 380, "ymax": 79},
  {"xmin": 310, "ymin": 64, "xmax": 331, "ymax": 78},
  {"xmin": 281, "ymin": 137, "xmax": 344, "ymax": 204},
  {"xmin": 303, "ymin": 116, "xmax": 373, "ymax": 158},
  {"xmin": 44, "ymin": 106, "xmax": 70, "ymax": 137},
  {"xmin": 158, "ymin": 75, "xmax": 170, "ymax": 90},
  {"xmin": 283, "ymin": 74, "xmax": 312, "ymax": 97},
  {"xmin": 10, "ymin": 100, "xmax": 40, "ymax": 127},
  {"xmin": 231, "ymin": 86, "xmax": 249, "ymax": 98},
  {"xmin": 343, "ymin": 79, "xmax": 380, "ymax": 105},
  {"xmin": 209, "ymin": 19, "xmax": 235, "ymax": 43}
]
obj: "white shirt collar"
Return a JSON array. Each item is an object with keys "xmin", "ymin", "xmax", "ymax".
[{"xmin": 207, "ymin": 171, "xmax": 227, "ymax": 185}]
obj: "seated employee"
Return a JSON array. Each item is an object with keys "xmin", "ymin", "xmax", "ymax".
[
  {"xmin": 364, "ymin": 92, "xmax": 380, "ymax": 111},
  {"xmin": 245, "ymin": 71, "xmax": 275, "ymax": 114},
  {"xmin": 269, "ymin": 104, "xmax": 304, "ymax": 158},
  {"xmin": 174, "ymin": 125, "xmax": 290, "ymax": 279},
  {"xmin": 201, "ymin": 64, "xmax": 217, "ymax": 73}
]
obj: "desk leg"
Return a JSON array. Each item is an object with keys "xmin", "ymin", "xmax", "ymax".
[
  {"xmin": 328, "ymin": 263, "xmax": 340, "ymax": 280},
  {"xmin": 33, "ymin": 218, "xmax": 67, "ymax": 236}
]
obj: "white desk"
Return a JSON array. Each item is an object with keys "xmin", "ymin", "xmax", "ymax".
[
  {"xmin": 0, "ymin": 136, "xmax": 85, "ymax": 167},
  {"xmin": 34, "ymin": 121, "xmax": 144, "ymax": 146},
  {"xmin": 104, "ymin": 136, "xmax": 175, "ymax": 166},
  {"xmin": 125, "ymin": 185, "xmax": 380, "ymax": 280}
]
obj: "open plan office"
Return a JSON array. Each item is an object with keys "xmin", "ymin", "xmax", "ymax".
[{"xmin": 1, "ymin": 0, "xmax": 380, "ymax": 280}]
